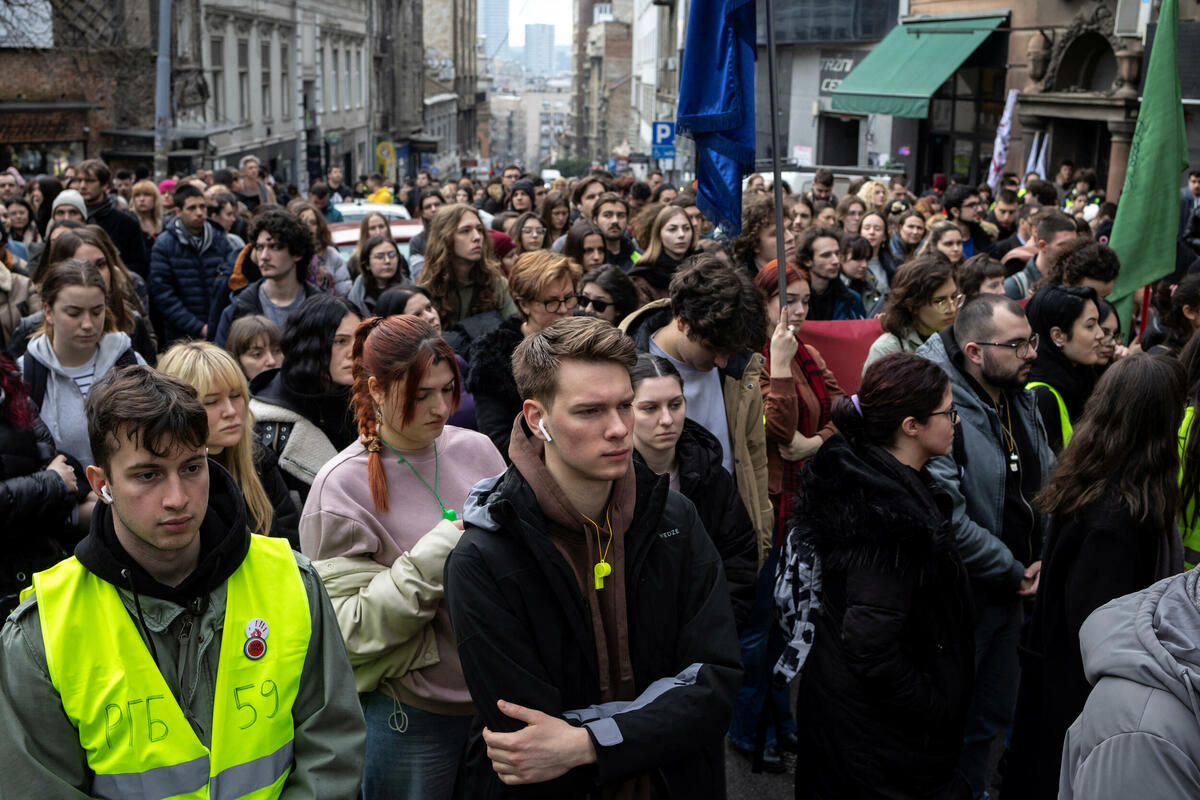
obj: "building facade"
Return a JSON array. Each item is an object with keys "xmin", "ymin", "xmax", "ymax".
[
  {"xmin": 628, "ymin": 0, "xmax": 688, "ymax": 175},
  {"xmin": 829, "ymin": 0, "xmax": 1200, "ymax": 197},
  {"xmin": 479, "ymin": 0, "xmax": 510, "ymax": 62},
  {"xmin": 525, "ymin": 24, "xmax": 555, "ymax": 77}
]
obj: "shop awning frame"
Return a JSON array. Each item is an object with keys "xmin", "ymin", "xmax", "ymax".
[{"xmin": 831, "ymin": 15, "xmax": 1007, "ymax": 118}]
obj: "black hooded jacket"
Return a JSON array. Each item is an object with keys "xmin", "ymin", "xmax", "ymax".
[
  {"xmin": 634, "ymin": 419, "xmax": 756, "ymax": 629},
  {"xmin": 792, "ymin": 434, "xmax": 975, "ymax": 799},
  {"xmin": 446, "ymin": 453, "xmax": 742, "ymax": 798}
]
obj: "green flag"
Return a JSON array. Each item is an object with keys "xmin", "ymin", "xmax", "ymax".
[{"xmin": 1107, "ymin": 0, "xmax": 1189, "ymax": 336}]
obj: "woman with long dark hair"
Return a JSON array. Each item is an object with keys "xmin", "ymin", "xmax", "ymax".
[
  {"xmin": 348, "ymin": 235, "xmax": 410, "ymax": 317},
  {"xmin": 301, "ymin": 314, "xmax": 504, "ymax": 799},
  {"xmin": 1006, "ymin": 354, "xmax": 1186, "ymax": 799},
  {"xmin": 785, "ymin": 352, "xmax": 974, "ymax": 799},
  {"xmin": 562, "ymin": 219, "xmax": 607, "ymax": 272},
  {"xmin": 1148, "ymin": 273, "xmax": 1200, "ymax": 356},
  {"xmin": 291, "ymin": 198, "xmax": 353, "ymax": 295},
  {"xmin": 1024, "ymin": 285, "xmax": 1105, "ymax": 453},
  {"xmin": 540, "ymin": 189, "xmax": 571, "ymax": 243},
  {"xmin": 250, "ymin": 294, "xmax": 361, "ymax": 500}
]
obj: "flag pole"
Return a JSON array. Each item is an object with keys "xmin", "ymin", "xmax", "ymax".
[{"xmin": 764, "ymin": 0, "xmax": 789, "ymax": 313}]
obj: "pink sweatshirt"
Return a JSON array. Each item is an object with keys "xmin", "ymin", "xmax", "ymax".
[{"xmin": 301, "ymin": 425, "xmax": 505, "ymax": 714}]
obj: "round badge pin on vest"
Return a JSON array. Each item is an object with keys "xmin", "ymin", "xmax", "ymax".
[
  {"xmin": 244, "ymin": 636, "xmax": 267, "ymax": 660},
  {"xmin": 245, "ymin": 618, "xmax": 269, "ymax": 639}
]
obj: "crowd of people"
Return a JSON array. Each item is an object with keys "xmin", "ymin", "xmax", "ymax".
[{"xmin": 2, "ymin": 155, "xmax": 1200, "ymax": 799}]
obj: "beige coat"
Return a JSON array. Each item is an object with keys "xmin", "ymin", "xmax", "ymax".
[{"xmin": 312, "ymin": 518, "xmax": 462, "ymax": 694}]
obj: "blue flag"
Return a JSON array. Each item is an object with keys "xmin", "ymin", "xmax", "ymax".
[{"xmin": 677, "ymin": 0, "xmax": 756, "ymax": 236}]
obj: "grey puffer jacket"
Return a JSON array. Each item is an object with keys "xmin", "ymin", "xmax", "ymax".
[
  {"xmin": 916, "ymin": 329, "xmax": 1053, "ymax": 592},
  {"xmin": 1060, "ymin": 569, "xmax": 1200, "ymax": 799}
]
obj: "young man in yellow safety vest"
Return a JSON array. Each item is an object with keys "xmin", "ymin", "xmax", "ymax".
[{"xmin": 0, "ymin": 365, "xmax": 365, "ymax": 798}]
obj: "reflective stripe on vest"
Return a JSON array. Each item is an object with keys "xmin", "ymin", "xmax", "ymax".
[
  {"xmin": 1026, "ymin": 381, "xmax": 1073, "ymax": 448},
  {"xmin": 33, "ymin": 535, "xmax": 311, "ymax": 800}
]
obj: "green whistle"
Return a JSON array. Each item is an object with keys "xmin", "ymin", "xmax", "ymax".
[{"xmin": 443, "ymin": 508, "xmax": 458, "ymax": 522}]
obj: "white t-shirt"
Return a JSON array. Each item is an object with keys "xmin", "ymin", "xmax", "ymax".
[{"xmin": 650, "ymin": 337, "xmax": 735, "ymax": 475}]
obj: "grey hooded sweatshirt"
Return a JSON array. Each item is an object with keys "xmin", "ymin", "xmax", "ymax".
[
  {"xmin": 1060, "ymin": 568, "xmax": 1200, "ymax": 799},
  {"xmin": 19, "ymin": 331, "xmax": 145, "ymax": 467}
]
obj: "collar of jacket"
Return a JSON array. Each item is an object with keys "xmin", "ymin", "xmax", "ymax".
[{"xmin": 74, "ymin": 459, "xmax": 250, "ymax": 608}]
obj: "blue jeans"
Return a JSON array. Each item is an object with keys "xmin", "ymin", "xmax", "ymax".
[
  {"xmin": 728, "ymin": 545, "xmax": 795, "ymax": 751},
  {"xmin": 360, "ymin": 691, "xmax": 473, "ymax": 800},
  {"xmin": 959, "ymin": 599, "xmax": 1023, "ymax": 796}
]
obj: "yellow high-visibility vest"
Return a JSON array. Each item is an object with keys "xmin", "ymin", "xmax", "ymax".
[
  {"xmin": 1026, "ymin": 381, "xmax": 1073, "ymax": 448},
  {"xmin": 30, "ymin": 534, "xmax": 310, "ymax": 800}
]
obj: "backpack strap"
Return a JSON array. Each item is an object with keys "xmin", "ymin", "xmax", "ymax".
[
  {"xmin": 22, "ymin": 354, "xmax": 49, "ymax": 410},
  {"xmin": 114, "ymin": 347, "xmax": 138, "ymax": 369}
]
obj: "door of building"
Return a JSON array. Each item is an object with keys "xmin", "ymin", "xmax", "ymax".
[{"xmin": 820, "ymin": 116, "xmax": 861, "ymax": 166}]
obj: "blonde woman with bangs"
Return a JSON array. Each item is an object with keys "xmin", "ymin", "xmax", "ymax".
[
  {"xmin": 130, "ymin": 179, "xmax": 164, "ymax": 240},
  {"xmin": 158, "ymin": 341, "xmax": 300, "ymax": 546}
]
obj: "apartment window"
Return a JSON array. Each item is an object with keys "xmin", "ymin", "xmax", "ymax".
[
  {"xmin": 261, "ymin": 41, "xmax": 272, "ymax": 118},
  {"xmin": 356, "ymin": 47, "xmax": 364, "ymax": 107},
  {"xmin": 210, "ymin": 37, "xmax": 224, "ymax": 119},
  {"xmin": 238, "ymin": 39, "xmax": 249, "ymax": 121},
  {"xmin": 331, "ymin": 46, "xmax": 340, "ymax": 110},
  {"xmin": 281, "ymin": 43, "xmax": 291, "ymax": 118},
  {"xmin": 344, "ymin": 49, "xmax": 351, "ymax": 110}
]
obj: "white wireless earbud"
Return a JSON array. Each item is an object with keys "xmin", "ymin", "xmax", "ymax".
[
  {"xmin": 100, "ymin": 485, "xmax": 113, "ymax": 503},
  {"xmin": 537, "ymin": 419, "xmax": 553, "ymax": 442}
]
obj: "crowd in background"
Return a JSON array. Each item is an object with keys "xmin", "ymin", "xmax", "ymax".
[{"xmin": 4, "ymin": 154, "xmax": 1200, "ymax": 799}]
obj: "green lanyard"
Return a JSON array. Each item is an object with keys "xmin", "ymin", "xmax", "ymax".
[{"xmin": 381, "ymin": 437, "xmax": 458, "ymax": 522}]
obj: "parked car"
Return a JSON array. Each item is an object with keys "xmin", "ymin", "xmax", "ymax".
[
  {"xmin": 330, "ymin": 219, "xmax": 423, "ymax": 262},
  {"xmin": 334, "ymin": 201, "xmax": 411, "ymax": 221}
]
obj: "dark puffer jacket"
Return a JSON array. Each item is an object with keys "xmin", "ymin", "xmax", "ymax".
[
  {"xmin": 792, "ymin": 434, "xmax": 975, "ymax": 800},
  {"xmin": 0, "ymin": 416, "xmax": 80, "ymax": 616},
  {"xmin": 149, "ymin": 218, "xmax": 237, "ymax": 343},
  {"xmin": 636, "ymin": 419, "xmax": 757, "ymax": 629},
  {"xmin": 464, "ymin": 314, "xmax": 524, "ymax": 460}
]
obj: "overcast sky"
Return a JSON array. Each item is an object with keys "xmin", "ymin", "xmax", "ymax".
[{"xmin": 508, "ymin": 0, "xmax": 573, "ymax": 46}]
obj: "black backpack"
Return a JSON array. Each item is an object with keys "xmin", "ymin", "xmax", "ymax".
[{"xmin": 23, "ymin": 347, "xmax": 138, "ymax": 410}]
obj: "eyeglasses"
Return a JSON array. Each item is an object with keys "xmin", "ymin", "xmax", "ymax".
[
  {"xmin": 974, "ymin": 333, "xmax": 1040, "ymax": 359},
  {"xmin": 932, "ymin": 293, "xmax": 965, "ymax": 313},
  {"xmin": 578, "ymin": 295, "xmax": 612, "ymax": 313},
  {"xmin": 1100, "ymin": 330, "xmax": 1119, "ymax": 345},
  {"xmin": 964, "ymin": 200, "xmax": 983, "ymax": 209},
  {"xmin": 537, "ymin": 294, "xmax": 580, "ymax": 312},
  {"xmin": 928, "ymin": 406, "xmax": 960, "ymax": 425},
  {"xmin": 521, "ymin": 226, "xmax": 547, "ymax": 236},
  {"xmin": 371, "ymin": 250, "xmax": 399, "ymax": 261}
]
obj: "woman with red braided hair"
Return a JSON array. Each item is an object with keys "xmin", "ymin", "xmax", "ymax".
[{"xmin": 299, "ymin": 313, "xmax": 504, "ymax": 800}]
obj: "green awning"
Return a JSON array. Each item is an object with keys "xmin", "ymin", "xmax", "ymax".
[{"xmin": 831, "ymin": 16, "xmax": 1006, "ymax": 118}]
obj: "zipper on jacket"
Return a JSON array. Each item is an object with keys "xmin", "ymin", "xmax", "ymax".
[{"xmin": 178, "ymin": 614, "xmax": 193, "ymax": 641}]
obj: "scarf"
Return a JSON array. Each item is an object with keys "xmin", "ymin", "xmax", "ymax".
[{"xmin": 777, "ymin": 338, "xmax": 831, "ymax": 530}]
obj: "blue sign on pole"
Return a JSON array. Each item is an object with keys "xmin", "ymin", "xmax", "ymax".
[
  {"xmin": 606, "ymin": 158, "xmax": 618, "ymax": 171},
  {"xmin": 651, "ymin": 121, "xmax": 676, "ymax": 159}
]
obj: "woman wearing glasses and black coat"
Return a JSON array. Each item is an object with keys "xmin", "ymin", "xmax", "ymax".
[
  {"xmin": 1023, "ymin": 285, "xmax": 1105, "ymax": 454},
  {"xmin": 466, "ymin": 252, "xmax": 582, "ymax": 460},
  {"xmin": 784, "ymin": 352, "xmax": 975, "ymax": 799}
]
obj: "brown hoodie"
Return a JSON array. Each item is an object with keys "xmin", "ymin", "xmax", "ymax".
[{"xmin": 507, "ymin": 416, "xmax": 637, "ymax": 704}]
